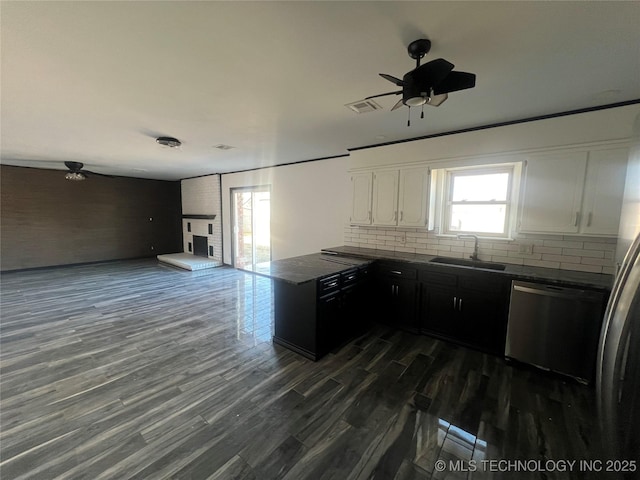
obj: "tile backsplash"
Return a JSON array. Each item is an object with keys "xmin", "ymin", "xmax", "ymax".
[{"xmin": 344, "ymin": 226, "xmax": 616, "ymax": 274}]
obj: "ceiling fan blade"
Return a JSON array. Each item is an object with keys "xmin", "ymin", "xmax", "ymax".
[
  {"xmin": 365, "ymin": 90, "xmax": 402, "ymax": 100},
  {"xmin": 82, "ymin": 170, "xmax": 114, "ymax": 178},
  {"xmin": 379, "ymin": 73, "xmax": 405, "ymax": 86},
  {"xmin": 391, "ymin": 98, "xmax": 405, "ymax": 111},
  {"xmin": 427, "ymin": 92, "xmax": 448, "ymax": 107},
  {"xmin": 433, "ymin": 71, "xmax": 476, "ymax": 94},
  {"xmin": 412, "ymin": 58, "xmax": 454, "ymax": 86}
]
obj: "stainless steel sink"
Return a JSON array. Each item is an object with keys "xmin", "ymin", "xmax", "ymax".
[{"xmin": 429, "ymin": 256, "xmax": 506, "ymax": 271}]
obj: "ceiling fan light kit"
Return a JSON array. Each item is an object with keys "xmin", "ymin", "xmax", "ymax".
[
  {"xmin": 65, "ymin": 171, "xmax": 86, "ymax": 181},
  {"xmin": 366, "ymin": 38, "xmax": 476, "ymax": 126},
  {"xmin": 63, "ymin": 161, "xmax": 112, "ymax": 181}
]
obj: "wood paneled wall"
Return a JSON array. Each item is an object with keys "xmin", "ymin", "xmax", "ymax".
[{"xmin": 0, "ymin": 165, "xmax": 182, "ymax": 271}]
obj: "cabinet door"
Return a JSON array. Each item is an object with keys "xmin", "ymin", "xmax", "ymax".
[
  {"xmin": 581, "ymin": 148, "xmax": 627, "ymax": 236},
  {"xmin": 317, "ymin": 291, "xmax": 341, "ymax": 357},
  {"xmin": 350, "ymin": 172, "xmax": 373, "ymax": 225},
  {"xmin": 421, "ymin": 284, "xmax": 460, "ymax": 338},
  {"xmin": 372, "ymin": 170, "xmax": 399, "ymax": 226},
  {"xmin": 519, "ymin": 152, "xmax": 587, "ymax": 233},
  {"xmin": 457, "ymin": 288, "xmax": 508, "ymax": 355},
  {"xmin": 398, "ymin": 166, "xmax": 430, "ymax": 227},
  {"xmin": 377, "ymin": 276, "xmax": 418, "ymax": 331}
]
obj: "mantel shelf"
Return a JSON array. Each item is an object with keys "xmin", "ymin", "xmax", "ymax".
[{"xmin": 182, "ymin": 214, "xmax": 217, "ymax": 220}]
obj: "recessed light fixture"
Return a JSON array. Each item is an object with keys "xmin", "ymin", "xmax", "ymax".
[
  {"xmin": 156, "ymin": 136, "xmax": 182, "ymax": 148},
  {"xmin": 213, "ymin": 144, "xmax": 235, "ymax": 150}
]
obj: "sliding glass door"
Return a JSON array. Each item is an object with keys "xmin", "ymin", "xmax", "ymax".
[{"xmin": 231, "ymin": 186, "xmax": 271, "ymax": 268}]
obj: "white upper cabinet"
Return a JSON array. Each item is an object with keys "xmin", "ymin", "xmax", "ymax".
[
  {"xmin": 372, "ymin": 170, "xmax": 399, "ymax": 226},
  {"xmin": 352, "ymin": 166, "xmax": 430, "ymax": 227},
  {"xmin": 519, "ymin": 147, "xmax": 628, "ymax": 236},
  {"xmin": 519, "ymin": 151, "xmax": 588, "ymax": 234},
  {"xmin": 350, "ymin": 172, "xmax": 373, "ymax": 225},
  {"xmin": 581, "ymin": 148, "xmax": 628, "ymax": 236},
  {"xmin": 398, "ymin": 166, "xmax": 431, "ymax": 227}
]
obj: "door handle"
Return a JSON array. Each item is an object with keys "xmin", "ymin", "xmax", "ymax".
[
  {"xmin": 453, "ymin": 296, "xmax": 457, "ymax": 309},
  {"xmin": 458, "ymin": 298, "xmax": 463, "ymax": 311},
  {"xmin": 400, "ymin": 211, "xmax": 403, "ymax": 222},
  {"xmin": 587, "ymin": 212, "xmax": 593, "ymax": 227},
  {"xmin": 574, "ymin": 211, "xmax": 580, "ymax": 227}
]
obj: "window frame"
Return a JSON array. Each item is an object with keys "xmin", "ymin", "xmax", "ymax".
[{"xmin": 442, "ymin": 165, "xmax": 515, "ymax": 238}]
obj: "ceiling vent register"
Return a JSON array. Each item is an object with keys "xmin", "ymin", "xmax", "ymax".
[{"xmin": 345, "ymin": 99, "xmax": 382, "ymax": 114}]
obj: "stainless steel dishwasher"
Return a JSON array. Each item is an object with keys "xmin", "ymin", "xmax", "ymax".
[{"xmin": 505, "ymin": 280, "xmax": 605, "ymax": 383}]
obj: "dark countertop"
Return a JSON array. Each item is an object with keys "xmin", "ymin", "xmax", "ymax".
[
  {"xmin": 321, "ymin": 245, "xmax": 614, "ymax": 291},
  {"xmin": 239, "ymin": 245, "xmax": 613, "ymax": 290},
  {"xmin": 238, "ymin": 253, "xmax": 373, "ymax": 285}
]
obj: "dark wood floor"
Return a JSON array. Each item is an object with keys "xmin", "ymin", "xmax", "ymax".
[{"xmin": 1, "ymin": 259, "xmax": 604, "ymax": 479}]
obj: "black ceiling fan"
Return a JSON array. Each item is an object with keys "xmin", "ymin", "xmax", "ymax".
[
  {"xmin": 64, "ymin": 161, "xmax": 112, "ymax": 181},
  {"xmin": 367, "ymin": 39, "xmax": 476, "ymax": 125}
]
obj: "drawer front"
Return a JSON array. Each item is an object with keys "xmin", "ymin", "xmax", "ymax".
[
  {"xmin": 377, "ymin": 262, "xmax": 417, "ymax": 280},
  {"xmin": 341, "ymin": 268, "xmax": 359, "ymax": 286},
  {"xmin": 422, "ymin": 270, "xmax": 457, "ymax": 287},
  {"xmin": 318, "ymin": 274, "xmax": 340, "ymax": 295},
  {"xmin": 459, "ymin": 273, "xmax": 505, "ymax": 293}
]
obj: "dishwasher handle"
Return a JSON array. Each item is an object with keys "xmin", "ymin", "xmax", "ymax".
[{"xmin": 512, "ymin": 283, "xmax": 602, "ymax": 302}]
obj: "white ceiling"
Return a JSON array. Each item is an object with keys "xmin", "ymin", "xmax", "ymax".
[{"xmin": 1, "ymin": 1, "xmax": 639, "ymax": 181}]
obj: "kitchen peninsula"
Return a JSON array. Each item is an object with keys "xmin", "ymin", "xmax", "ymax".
[{"xmin": 241, "ymin": 253, "xmax": 373, "ymax": 360}]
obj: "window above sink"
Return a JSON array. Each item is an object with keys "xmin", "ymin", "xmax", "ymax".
[{"xmin": 431, "ymin": 162, "xmax": 523, "ymax": 240}]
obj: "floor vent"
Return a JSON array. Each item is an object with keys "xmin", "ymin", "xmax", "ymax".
[{"xmin": 345, "ymin": 99, "xmax": 382, "ymax": 114}]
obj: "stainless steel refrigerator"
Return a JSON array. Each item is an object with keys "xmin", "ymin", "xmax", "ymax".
[
  {"xmin": 597, "ymin": 233, "xmax": 640, "ymax": 462},
  {"xmin": 596, "ymin": 113, "xmax": 640, "ymax": 463}
]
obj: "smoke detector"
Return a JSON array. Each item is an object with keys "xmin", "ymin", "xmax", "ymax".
[{"xmin": 156, "ymin": 136, "xmax": 182, "ymax": 148}]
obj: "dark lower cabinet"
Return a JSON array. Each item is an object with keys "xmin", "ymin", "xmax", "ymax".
[
  {"xmin": 421, "ymin": 284, "xmax": 462, "ymax": 338},
  {"xmin": 273, "ymin": 258, "xmax": 510, "ymax": 360},
  {"xmin": 375, "ymin": 262, "xmax": 419, "ymax": 332},
  {"xmin": 273, "ymin": 265, "xmax": 371, "ymax": 361},
  {"xmin": 457, "ymin": 287, "xmax": 509, "ymax": 354},
  {"xmin": 420, "ymin": 267, "xmax": 510, "ymax": 355}
]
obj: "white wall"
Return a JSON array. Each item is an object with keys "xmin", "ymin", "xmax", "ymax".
[
  {"xmin": 221, "ymin": 157, "xmax": 350, "ymax": 265},
  {"xmin": 349, "ymin": 104, "xmax": 640, "ymax": 170}
]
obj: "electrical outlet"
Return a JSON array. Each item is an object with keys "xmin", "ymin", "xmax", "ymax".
[{"xmin": 518, "ymin": 243, "xmax": 533, "ymax": 254}]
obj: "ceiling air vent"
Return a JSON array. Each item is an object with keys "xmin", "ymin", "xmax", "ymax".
[{"xmin": 345, "ymin": 99, "xmax": 382, "ymax": 114}]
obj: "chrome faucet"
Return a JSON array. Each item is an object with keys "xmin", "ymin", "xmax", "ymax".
[{"xmin": 457, "ymin": 234, "xmax": 480, "ymax": 261}]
